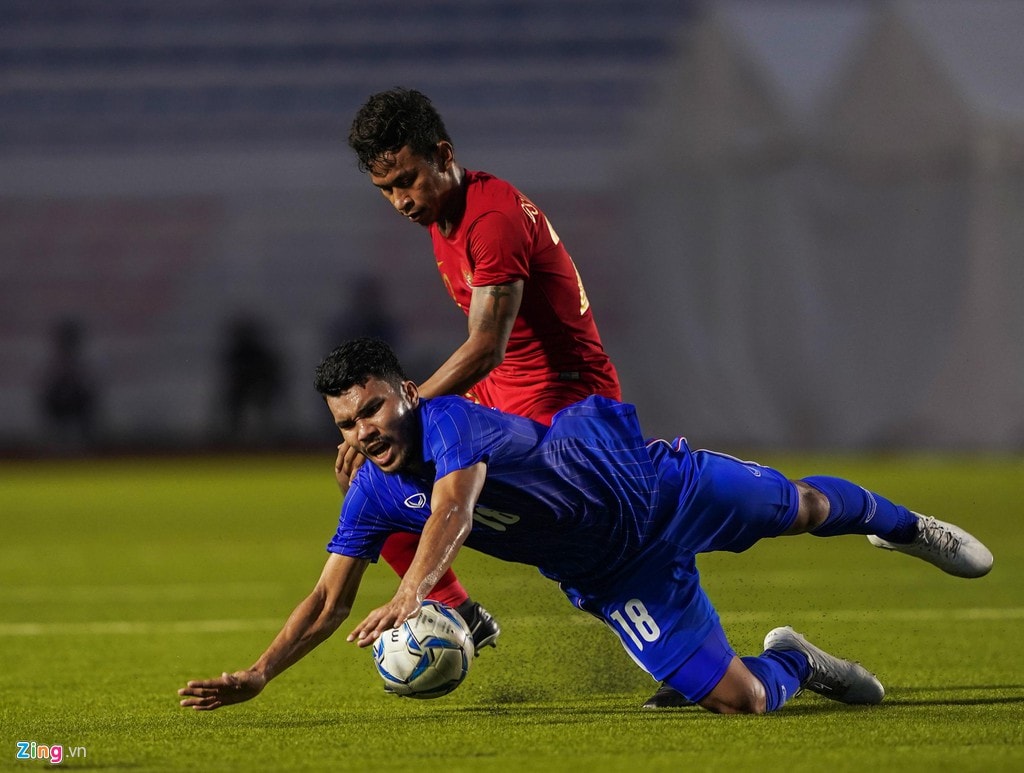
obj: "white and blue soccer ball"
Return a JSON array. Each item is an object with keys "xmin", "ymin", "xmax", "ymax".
[{"xmin": 372, "ymin": 601, "xmax": 474, "ymax": 698}]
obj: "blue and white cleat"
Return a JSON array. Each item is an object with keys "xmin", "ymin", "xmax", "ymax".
[{"xmin": 868, "ymin": 514, "xmax": 993, "ymax": 578}]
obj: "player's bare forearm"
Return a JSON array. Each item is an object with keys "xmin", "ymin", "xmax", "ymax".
[
  {"xmin": 250, "ymin": 588, "xmax": 347, "ymax": 680},
  {"xmin": 402, "ymin": 507, "xmax": 471, "ymax": 602},
  {"xmin": 406, "ymin": 462, "xmax": 486, "ymax": 600},
  {"xmin": 178, "ymin": 554, "xmax": 368, "ymax": 710},
  {"xmin": 347, "ymin": 508, "xmax": 470, "ymax": 646},
  {"xmin": 347, "ymin": 464, "xmax": 486, "ymax": 646},
  {"xmin": 418, "ymin": 281, "xmax": 522, "ymax": 399},
  {"xmin": 178, "ymin": 591, "xmax": 334, "ymax": 711},
  {"xmin": 255, "ymin": 554, "xmax": 368, "ymax": 677},
  {"xmin": 417, "ymin": 340, "xmax": 498, "ymax": 399}
]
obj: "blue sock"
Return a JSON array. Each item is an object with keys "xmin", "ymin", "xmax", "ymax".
[
  {"xmin": 803, "ymin": 475, "xmax": 919, "ymax": 542},
  {"xmin": 742, "ymin": 649, "xmax": 808, "ymax": 712}
]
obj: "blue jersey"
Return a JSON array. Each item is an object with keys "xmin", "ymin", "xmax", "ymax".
[
  {"xmin": 328, "ymin": 395, "xmax": 684, "ymax": 590},
  {"xmin": 328, "ymin": 394, "xmax": 801, "ymax": 684}
]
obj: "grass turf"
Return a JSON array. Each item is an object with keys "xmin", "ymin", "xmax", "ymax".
[{"xmin": 2, "ymin": 453, "xmax": 1022, "ymax": 771}]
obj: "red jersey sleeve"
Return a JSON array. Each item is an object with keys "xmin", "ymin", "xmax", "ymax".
[{"xmin": 466, "ymin": 210, "xmax": 531, "ymax": 286}]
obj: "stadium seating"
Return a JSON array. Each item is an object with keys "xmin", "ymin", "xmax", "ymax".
[
  {"xmin": 0, "ymin": 1, "xmax": 697, "ymax": 450},
  {"xmin": 0, "ymin": 0, "xmax": 696, "ymax": 150}
]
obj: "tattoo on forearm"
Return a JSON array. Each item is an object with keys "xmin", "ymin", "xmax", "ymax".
[
  {"xmin": 485, "ymin": 286, "xmax": 511, "ymax": 321},
  {"xmin": 487, "ymin": 286, "xmax": 511, "ymax": 301}
]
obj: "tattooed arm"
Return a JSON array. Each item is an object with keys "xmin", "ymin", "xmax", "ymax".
[
  {"xmin": 333, "ymin": 282, "xmax": 521, "ymax": 492},
  {"xmin": 417, "ymin": 281, "xmax": 523, "ymax": 400}
]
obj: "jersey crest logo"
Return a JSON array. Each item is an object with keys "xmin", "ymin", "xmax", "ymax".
[
  {"xmin": 404, "ymin": 493, "xmax": 428, "ymax": 509},
  {"xmin": 519, "ymin": 196, "xmax": 539, "ymax": 224}
]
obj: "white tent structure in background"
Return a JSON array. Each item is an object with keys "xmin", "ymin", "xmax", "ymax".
[
  {"xmin": 820, "ymin": 0, "xmax": 1024, "ymax": 448},
  {"xmin": 619, "ymin": 0, "xmax": 1024, "ymax": 450},
  {"xmin": 619, "ymin": 0, "xmax": 875, "ymax": 447}
]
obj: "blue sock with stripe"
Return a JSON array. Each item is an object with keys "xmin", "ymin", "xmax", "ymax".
[
  {"xmin": 742, "ymin": 649, "xmax": 809, "ymax": 712},
  {"xmin": 802, "ymin": 475, "xmax": 918, "ymax": 542}
]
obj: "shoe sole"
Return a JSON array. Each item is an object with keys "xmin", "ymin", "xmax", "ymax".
[{"xmin": 473, "ymin": 627, "xmax": 500, "ymax": 652}]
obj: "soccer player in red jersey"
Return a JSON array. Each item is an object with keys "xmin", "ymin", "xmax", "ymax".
[{"xmin": 345, "ymin": 88, "xmax": 622, "ymax": 658}]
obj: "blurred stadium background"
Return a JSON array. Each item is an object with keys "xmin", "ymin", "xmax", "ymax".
[{"xmin": 2, "ymin": 0, "xmax": 1022, "ymax": 457}]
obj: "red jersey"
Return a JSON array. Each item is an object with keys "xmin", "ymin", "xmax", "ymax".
[{"xmin": 430, "ymin": 170, "xmax": 621, "ymax": 423}]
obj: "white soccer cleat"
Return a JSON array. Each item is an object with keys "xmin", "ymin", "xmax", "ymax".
[
  {"xmin": 867, "ymin": 514, "xmax": 993, "ymax": 578},
  {"xmin": 764, "ymin": 626, "xmax": 884, "ymax": 705}
]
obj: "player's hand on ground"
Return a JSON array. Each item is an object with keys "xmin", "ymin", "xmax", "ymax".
[
  {"xmin": 334, "ymin": 441, "xmax": 366, "ymax": 493},
  {"xmin": 178, "ymin": 669, "xmax": 266, "ymax": 711},
  {"xmin": 347, "ymin": 593, "xmax": 421, "ymax": 648}
]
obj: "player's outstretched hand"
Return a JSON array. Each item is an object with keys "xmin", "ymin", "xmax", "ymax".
[
  {"xmin": 334, "ymin": 441, "xmax": 366, "ymax": 493},
  {"xmin": 347, "ymin": 593, "xmax": 421, "ymax": 648},
  {"xmin": 178, "ymin": 669, "xmax": 266, "ymax": 711}
]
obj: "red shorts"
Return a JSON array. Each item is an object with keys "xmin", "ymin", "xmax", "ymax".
[{"xmin": 467, "ymin": 365, "xmax": 621, "ymax": 425}]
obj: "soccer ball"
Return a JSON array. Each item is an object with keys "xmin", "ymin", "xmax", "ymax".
[{"xmin": 372, "ymin": 601, "xmax": 474, "ymax": 698}]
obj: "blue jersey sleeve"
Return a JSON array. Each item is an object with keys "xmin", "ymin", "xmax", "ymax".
[
  {"xmin": 326, "ymin": 479, "xmax": 390, "ymax": 559},
  {"xmin": 423, "ymin": 397, "xmax": 536, "ymax": 478},
  {"xmin": 326, "ymin": 465, "xmax": 432, "ymax": 559}
]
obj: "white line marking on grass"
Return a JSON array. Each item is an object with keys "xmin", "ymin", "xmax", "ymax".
[
  {"xmin": 722, "ymin": 608, "xmax": 1024, "ymax": 624},
  {"xmin": 0, "ymin": 619, "xmax": 284, "ymax": 636},
  {"xmin": 0, "ymin": 608, "xmax": 1021, "ymax": 637},
  {"xmin": 0, "ymin": 582, "xmax": 285, "ymax": 603}
]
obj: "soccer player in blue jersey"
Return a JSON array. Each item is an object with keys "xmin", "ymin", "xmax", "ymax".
[{"xmin": 179, "ymin": 339, "xmax": 993, "ymax": 714}]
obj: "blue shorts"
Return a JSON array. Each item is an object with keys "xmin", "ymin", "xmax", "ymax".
[{"xmin": 562, "ymin": 447, "xmax": 799, "ymax": 701}]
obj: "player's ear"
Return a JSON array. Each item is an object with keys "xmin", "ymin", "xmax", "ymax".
[
  {"xmin": 435, "ymin": 141, "xmax": 455, "ymax": 172},
  {"xmin": 401, "ymin": 380, "xmax": 420, "ymax": 407}
]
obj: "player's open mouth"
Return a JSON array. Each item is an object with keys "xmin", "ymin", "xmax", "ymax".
[{"xmin": 365, "ymin": 439, "xmax": 393, "ymax": 465}]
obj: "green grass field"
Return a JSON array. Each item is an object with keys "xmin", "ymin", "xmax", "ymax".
[{"xmin": 3, "ymin": 453, "xmax": 1022, "ymax": 771}]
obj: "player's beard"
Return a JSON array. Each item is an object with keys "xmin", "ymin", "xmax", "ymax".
[{"xmin": 363, "ymin": 406, "xmax": 420, "ymax": 475}]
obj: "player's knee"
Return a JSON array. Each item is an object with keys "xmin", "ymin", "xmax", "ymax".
[
  {"xmin": 789, "ymin": 481, "xmax": 829, "ymax": 533},
  {"xmin": 698, "ymin": 663, "xmax": 768, "ymax": 715},
  {"xmin": 699, "ymin": 687, "xmax": 766, "ymax": 715}
]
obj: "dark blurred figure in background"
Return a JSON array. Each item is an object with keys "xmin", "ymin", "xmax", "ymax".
[
  {"xmin": 321, "ymin": 273, "xmax": 403, "ymax": 444},
  {"xmin": 217, "ymin": 315, "xmax": 285, "ymax": 444},
  {"xmin": 325, "ymin": 274, "xmax": 401, "ymax": 352},
  {"xmin": 38, "ymin": 317, "xmax": 101, "ymax": 450}
]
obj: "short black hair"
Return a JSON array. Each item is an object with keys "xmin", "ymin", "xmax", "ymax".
[
  {"xmin": 348, "ymin": 88, "xmax": 452, "ymax": 173},
  {"xmin": 314, "ymin": 338, "xmax": 408, "ymax": 397}
]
